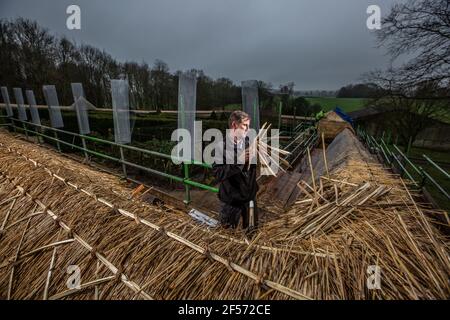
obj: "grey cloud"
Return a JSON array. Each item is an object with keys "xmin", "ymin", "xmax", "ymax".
[{"xmin": 0, "ymin": 0, "xmax": 404, "ymax": 90}]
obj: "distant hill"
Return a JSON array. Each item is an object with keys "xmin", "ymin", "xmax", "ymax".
[
  {"xmin": 268, "ymin": 89, "xmax": 337, "ymax": 97},
  {"xmin": 305, "ymin": 97, "xmax": 367, "ymax": 113}
]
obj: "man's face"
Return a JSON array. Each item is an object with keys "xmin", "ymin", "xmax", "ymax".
[{"xmin": 231, "ymin": 118, "xmax": 250, "ymax": 141}]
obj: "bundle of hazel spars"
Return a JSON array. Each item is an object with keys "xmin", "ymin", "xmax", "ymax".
[{"xmin": 246, "ymin": 122, "xmax": 291, "ymax": 176}]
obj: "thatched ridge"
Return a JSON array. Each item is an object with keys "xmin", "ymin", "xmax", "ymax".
[{"xmin": 318, "ymin": 111, "xmax": 355, "ymax": 141}]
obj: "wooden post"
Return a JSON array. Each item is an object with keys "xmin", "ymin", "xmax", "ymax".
[
  {"xmin": 278, "ymin": 101, "xmax": 282, "ymax": 130},
  {"xmin": 249, "ymin": 200, "xmax": 255, "ymax": 228},
  {"xmin": 321, "ymin": 133, "xmax": 329, "ymax": 178},
  {"xmin": 307, "ymin": 147, "xmax": 316, "ymax": 191}
]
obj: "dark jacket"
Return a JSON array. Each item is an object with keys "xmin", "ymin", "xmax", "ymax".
[{"xmin": 212, "ymin": 138, "xmax": 258, "ymax": 206}]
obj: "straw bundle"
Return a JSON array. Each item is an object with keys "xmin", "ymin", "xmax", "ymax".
[
  {"xmin": 247, "ymin": 122, "xmax": 291, "ymax": 176},
  {"xmin": 254, "ymin": 130, "xmax": 449, "ymax": 299}
]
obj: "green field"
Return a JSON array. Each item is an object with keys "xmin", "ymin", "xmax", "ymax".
[
  {"xmin": 305, "ymin": 97, "xmax": 368, "ymax": 113},
  {"xmin": 223, "ymin": 104, "xmax": 241, "ymax": 111},
  {"xmin": 385, "ymin": 145, "xmax": 450, "ymax": 211},
  {"xmin": 225, "ymin": 97, "xmax": 368, "ymax": 113}
]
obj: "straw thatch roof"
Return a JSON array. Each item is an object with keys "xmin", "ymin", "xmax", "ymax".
[
  {"xmin": 318, "ymin": 111, "xmax": 355, "ymax": 141},
  {"xmin": 0, "ymin": 129, "xmax": 449, "ymax": 300}
]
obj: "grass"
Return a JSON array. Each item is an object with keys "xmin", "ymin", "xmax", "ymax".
[
  {"xmin": 226, "ymin": 98, "xmax": 368, "ymax": 114},
  {"xmin": 407, "ymin": 146, "xmax": 450, "ymax": 163},
  {"xmin": 406, "ymin": 146, "xmax": 450, "ymax": 212},
  {"xmin": 305, "ymin": 97, "xmax": 368, "ymax": 113},
  {"xmin": 385, "ymin": 144, "xmax": 450, "ymax": 211},
  {"xmin": 223, "ymin": 104, "xmax": 241, "ymax": 111},
  {"xmin": 405, "ymin": 160, "xmax": 450, "ymax": 212}
]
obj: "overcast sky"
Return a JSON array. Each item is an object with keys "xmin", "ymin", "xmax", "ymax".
[{"xmin": 0, "ymin": 0, "xmax": 404, "ymax": 90}]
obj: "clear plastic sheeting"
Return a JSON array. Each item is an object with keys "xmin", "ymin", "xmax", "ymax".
[
  {"xmin": 69, "ymin": 96, "xmax": 97, "ymax": 110},
  {"xmin": 1, "ymin": 86, "xmax": 13, "ymax": 117},
  {"xmin": 25, "ymin": 90, "xmax": 41, "ymax": 126},
  {"xmin": 177, "ymin": 73, "xmax": 198, "ymax": 161},
  {"xmin": 13, "ymin": 88, "xmax": 28, "ymax": 121},
  {"xmin": 111, "ymin": 79, "xmax": 131, "ymax": 144},
  {"xmin": 128, "ymin": 87, "xmax": 137, "ymax": 139},
  {"xmin": 71, "ymin": 83, "xmax": 91, "ymax": 134},
  {"xmin": 241, "ymin": 80, "xmax": 260, "ymax": 132},
  {"xmin": 43, "ymin": 85, "xmax": 64, "ymax": 128}
]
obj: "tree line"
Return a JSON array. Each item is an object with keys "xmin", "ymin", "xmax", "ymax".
[
  {"xmin": 362, "ymin": 0, "xmax": 450, "ymax": 146},
  {"xmin": 0, "ymin": 18, "xmax": 259, "ymax": 111},
  {"xmin": 336, "ymin": 83, "xmax": 381, "ymax": 98},
  {"xmin": 0, "ymin": 18, "xmax": 326, "ymax": 118}
]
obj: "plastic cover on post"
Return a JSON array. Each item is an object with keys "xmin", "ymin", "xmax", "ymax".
[
  {"xmin": 25, "ymin": 90, "xmax": 41, "ymax": 126},
  {"xmin": 43, "ymin": 85, "xmax": 64, "ymax": 128},
  {"xmin": 1, "ymin": 86, "xmax": 13, "ymax": 117},
  {"xmin": 71, "ymin": 83, "xmax": 91, "ymax": 135},
  {"xmin": 177, "ymin": 73, "xmax": 198, "ymax": 161},
  {"xmin": 111, "ymin": 79, "xmax": 131, "ymax": 144},
  {"xmin": 13, "ymin": 88, "xmax": 28, "ymax": 121},
  {"xmin": 241, "ymin": 80, "xmax": 260, "ymax": 132}
]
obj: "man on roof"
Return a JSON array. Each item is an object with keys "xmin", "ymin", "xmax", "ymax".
[{"xmin": 212, "ymin": 110, "xmax": 259, "ymax": 231}]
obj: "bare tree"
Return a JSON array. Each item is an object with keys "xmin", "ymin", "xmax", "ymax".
[
  {"xmin": 363, "ymin": 0, "xmax": 450, "ymax": 145},
  {"xmin": 279, "ymin": 82, "xmax": 295, "ymax": 96},
  {"xmin": 367, "ymin": 0, "xmax": 450, "ymax": 97},
  {"xmin": 11, "ymin": 19, "xmax": 56, "ymax": 101},
  {"xmin": 151, "ymin": 59, "xmax": 174, "ymax": 111},
  {"xmin": 0, "ymin": 18, "xmax": 255, "ymax": 111}
]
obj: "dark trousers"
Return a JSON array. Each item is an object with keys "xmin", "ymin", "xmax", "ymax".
[{"xmin": 220, "ymin": 200, "xmax": 258, "ymax": 229}]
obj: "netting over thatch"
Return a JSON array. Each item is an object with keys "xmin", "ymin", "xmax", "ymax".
[{"xmin": 0, "ymin": 129, "xmax": 448, "ymax": 300}]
